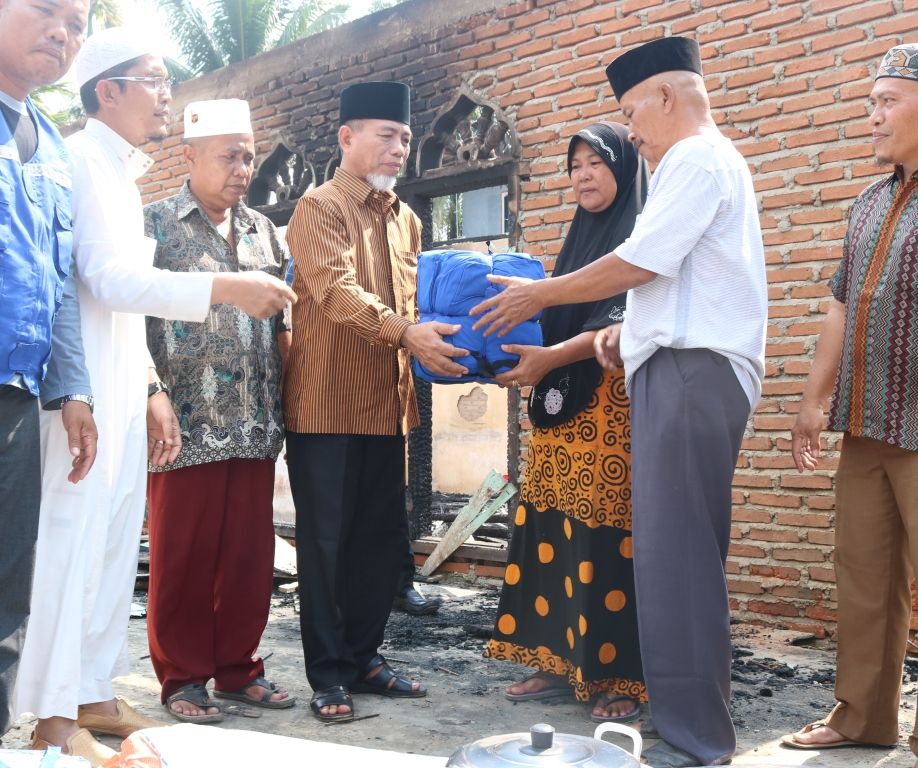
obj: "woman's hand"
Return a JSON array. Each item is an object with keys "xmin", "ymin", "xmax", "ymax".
[
  {"xmin": 494, "ymin": 344, "xmax": 556, "ymax": 389},
  {"xmin": 594, "ymin": 324, "xmax": 624, "ymax": 370}
]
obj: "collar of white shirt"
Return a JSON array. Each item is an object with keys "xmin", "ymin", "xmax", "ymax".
[{"xmin": 84, "ymin": 117, "xmax": 154, "ymax": 181}]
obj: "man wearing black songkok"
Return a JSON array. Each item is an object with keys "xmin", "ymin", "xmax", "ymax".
[
  {"xmin": 472, "ymin": 37, "xmax": 768, "ymax": 767},
  {"xmin": 284, "ymin": 81, "xmax": 467, "ymax": 721}
]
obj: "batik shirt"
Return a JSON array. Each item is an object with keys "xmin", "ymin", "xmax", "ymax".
[
  {"xmin": 145, "ymin": 182, "xmax": 291, "ymax": 470},
  {"xmin": 829, "ymin": 167, "xmax": 918, "ymax": 451}
]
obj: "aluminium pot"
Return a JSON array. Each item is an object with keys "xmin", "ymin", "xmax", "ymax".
[{"xmin": 446, "ymin": 722, "xmax": 643, "ymax": 768}]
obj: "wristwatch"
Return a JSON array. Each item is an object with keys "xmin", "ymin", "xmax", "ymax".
[
  {"xmin": 148, "ymin": 380, "xmax": 169, "ymax": 398},
  {"xmin": 61, "ymin": 393, "xmax": 94, "ymax": 413}
]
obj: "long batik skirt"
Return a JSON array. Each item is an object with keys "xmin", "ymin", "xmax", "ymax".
[{"xmin": 484, "ymin": 368, "xmax": 646, "ymax": 703}]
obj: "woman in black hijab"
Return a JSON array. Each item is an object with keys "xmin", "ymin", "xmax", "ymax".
[{"xmin": 484, "ymin": 122, "xmax": 647, "ymax": 722}]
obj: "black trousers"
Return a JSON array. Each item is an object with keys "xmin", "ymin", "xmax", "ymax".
[
  {"xmin": 287, "ymin": 432, "xmax": 406, "ymax": 692},
  {"xmin": 0, "ymin": 387, "xmax": 41, "ymax": 735}
]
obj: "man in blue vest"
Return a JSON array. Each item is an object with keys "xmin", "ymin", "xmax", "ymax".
[{"xmin": 0, "ymin": 0, "xmax": 96, "ymax": 738}]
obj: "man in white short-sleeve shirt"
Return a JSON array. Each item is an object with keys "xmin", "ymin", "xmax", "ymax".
[
  {"xmin": 615, "ymin": 131, "xmax": 765, "ymax": 408},
  {"xmin": 472, "ymin": 36, "xmax": 767, "ymax": 767}
]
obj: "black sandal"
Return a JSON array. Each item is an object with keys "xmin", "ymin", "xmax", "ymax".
[
  {"xmin": 351, "ymin": 654, "xmax": 427, "ymax": 698},
  {"xmin": 309, "ymin": 685, "xmax": 354, "ymax": 722}
]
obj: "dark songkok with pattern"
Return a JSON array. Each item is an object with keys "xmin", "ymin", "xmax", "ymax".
[
  {"xmin": 876, "ymin": 43, "xmax": 918, "ymax": 81},
  {"xmin": 339, "ymin": 81, "xmax": 410, "ymax": 125},
  {"xmin": 605, "ymin": 36, "xmax": 703, "ymax": 101}
]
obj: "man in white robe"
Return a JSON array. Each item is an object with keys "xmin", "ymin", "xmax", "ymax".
[{"xmin": 14, "ymin": 28, "xmax": 295, "ymax": 765}]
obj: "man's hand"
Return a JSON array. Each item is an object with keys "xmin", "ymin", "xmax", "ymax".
[
  {"xmin": 594, "ymin": 324, "xmax": 624, "ymax": 370},
  {"xmin": 791, "ymin": 402, "xmax": 826, "ymax": 472},
  {"xmin": 401, "ymin": 322, "xmax": 469, "ymax": 378},
  {"xmin": 470, "ymin": 275, "xmax": 543, "ymax": 337},
  {"xmin": 61, "ymin": 401, "xmax": 97, "ymax": 484},
  {"xmin": 147, "ymin": 392, "xmax": 181, "ymax": 467},
  {"xmin": 213, "ymin": 272, "xmax": 298, "ymax": 320},
  {"xmin": 494, "ymin": 344, "xmax": 554, "ymax": 389}
]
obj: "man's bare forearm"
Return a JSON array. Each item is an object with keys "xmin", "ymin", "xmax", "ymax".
[
  {"xmin": 800, "ymin": 299, "xmax": 846, "ymax": 409},
  {"xmin": 534, "ymin": 252, "xmax": 656, "ymax": 310}
]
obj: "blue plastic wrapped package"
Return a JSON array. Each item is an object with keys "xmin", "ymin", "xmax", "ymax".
[
  {"xmin": 418, "ymin": 249, "xmax": 492, "ymax": 315},
  {"xmin": 413, "ymin": 249, "xmax": 544, "ymax": 384}
]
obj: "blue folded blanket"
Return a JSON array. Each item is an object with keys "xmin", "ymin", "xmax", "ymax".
[{"xmin": 413, "ymin": 249, "xmax": 544, "ymax": 384}]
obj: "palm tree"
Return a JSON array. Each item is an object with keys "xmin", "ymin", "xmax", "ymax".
[{"xmin": 160, "ymin": 0, "xmax": 348, "ymax": 77}]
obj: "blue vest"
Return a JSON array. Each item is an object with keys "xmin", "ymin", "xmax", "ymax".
[{"xmin": 0, "ymin": 98, "xmax": 73, "ymax": 396}]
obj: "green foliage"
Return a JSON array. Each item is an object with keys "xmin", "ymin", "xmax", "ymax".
[{"xmin": 160, "ymin": 0, "xmax": 348, "ymax": 76}]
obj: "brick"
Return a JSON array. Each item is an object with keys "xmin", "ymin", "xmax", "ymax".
[
  {"xmin": 749, "ymin": 491, "xmax": 801, "ymax": 507},
  {"xmin": 722, "ymin": 33, "xmax": 772, "ymax": 57},
  {"xmin": 749, "ymin": 564, "xmax": 802, "ymax": 580},
  {"xmin": 776, "ymin": 18, "xmax": 828, "ymax": 42},
  {"xmin": 807, "ymin": 530, "xmax": 836, "ymax": 546},
  {"xmin": 772, "ymin": 547, "xmax": 826, "ymax": 562},
  {"xmin": 875, "ymin": 11, "xmax": 918, "ymax": 35},
  {"xmin": 750, "ymin": 4, "xmax": 803, "ymax": 30},
  {"xmin": 843, "ymin": 39, "xmax": 900, "ymax": 64},
  {"xmin": 795, "ymin": 167, "xmax": 845, "ymax": 186},
  {"xmin": 647, "ymin": 0, "xmax": 693, "ymax": 22},
  {"xmin": 747, "ymin": 528, "xmax": 800, "ymax": 543},
  {"xmin": 576, "ymin": 5, "xmax": 616, "ymax": 25},
  {"xmin": 734, "ymin": 508, "xmax": 774, "ymax": 523},
  {"xmin": 780, "ymin": 474, "xmax": 834, "ymax": 489},
  {"xmin": 729, "ymin": 544, "xmax": 767, "ymax": 559},
  {"xmin": 775, "ymin": 512, "xmax": 833, "ymax": 528},
  {"xmin": 813, "ymin": 103, "xmax": 870, "ymax": 126},
  {"xmin": 729, "ymin": 578, "xmax": 766, "ymax": 594},
  {"xmin": 754, "ymin": 43, "xmax": 807, "ymax": 66},
  {"xmin": 814, "ymin": 64, "xmax": 871, "ymax": 89},
  {"xmin": 746, "ymin": 599, "xmax": 800, "ymax": 617},
  {"xmin": 673, "ymin": 8, "xmax": 718, "ymax": 32},
  {"xmin": 785, "ymin": 127, "xmax": 840, "ymax": 149},
  {"xmin": 808, "ymin": 566, "xmax": 837, "ymax": 582},
  {"xmin": 820, "ymin": 181, "xmax": 872, "ymax": 202},
  {"xmin": 782, "ymin": 92, "xmax": 836, "ymax": 115},
  {"xmin": 790, "ymin": 207, "xmax": 845, "ymax": 224},
  {"xmin": 836, "ymin": 1, "xmax": 894, "ymax": 27},
  {"xmin": 513, "ymin": 8, "xmax": 551, "ymax": 29}
]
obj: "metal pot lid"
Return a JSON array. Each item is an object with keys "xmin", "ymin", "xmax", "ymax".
[{"xmin": 446, "ymin": 724, "xmax": 641, "ymax": 768}]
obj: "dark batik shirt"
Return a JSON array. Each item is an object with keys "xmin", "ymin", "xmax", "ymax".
[
  {"xmin": 144, "ymin": 182, "xmax": 290, "ymax": 470},
  {"xmin": 829, "ymin": 167, "xmax": 918, "ymax": 451}
]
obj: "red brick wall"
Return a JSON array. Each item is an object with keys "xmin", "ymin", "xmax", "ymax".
[{"xmin": 139, "ymin": 0, "xmax": 915, "ymax": 637}]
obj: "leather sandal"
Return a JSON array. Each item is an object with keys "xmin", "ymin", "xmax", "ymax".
[
  {"xmin": 164, "ymin": 683, "xmax": 224, "ymax": 723},
  {"xmin": 215, "ymin": 675, "xmax": 295, "ymax": 709},
  {"xmin": 310, "ymin": 685, "xmax": 354, "ymax": 722},
  {"xmin": 351, "ymin": 654, "xmax": 427, "ymax": 698}
]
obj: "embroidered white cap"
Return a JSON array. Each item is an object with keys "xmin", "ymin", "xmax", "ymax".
[
  {"xmin": 73, "ymin": 26, "xmax": 158, "ymax": 87},
  {"xmin": 183, "ymin": 99, "xmax": 253, "ymax": 139}
]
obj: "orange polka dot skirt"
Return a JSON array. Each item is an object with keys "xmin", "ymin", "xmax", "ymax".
[{"xmin": 484, "ymin": 369, "xmax": 646, "ymax": 703}]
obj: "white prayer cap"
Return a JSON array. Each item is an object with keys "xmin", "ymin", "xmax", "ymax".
[
  {"xmin": 74, "ymin": 26, "xmax": 158, "ymax": 88},
  {"xmin": 183, "ymin": 99, "xmax": 253, "ymax": 139}
]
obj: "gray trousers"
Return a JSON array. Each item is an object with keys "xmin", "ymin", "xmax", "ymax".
[
  {"xmin": 0, "ymin": 386, "xmax": 41, "ymax": 735},
  {"xmin": 630, "ymin": 348, "xmax": 751, "ymax": 765}
]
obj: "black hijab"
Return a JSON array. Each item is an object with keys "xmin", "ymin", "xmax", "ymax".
[{"xmin": 529, "ymin": 122, "xmax": 647, "ymax": 428}]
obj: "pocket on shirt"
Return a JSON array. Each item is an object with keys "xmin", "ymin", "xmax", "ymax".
[{"xmin": 51, "ymin": 195, "xmax": 73, "ymax": 281}]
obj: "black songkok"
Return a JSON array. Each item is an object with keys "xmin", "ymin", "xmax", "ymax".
[
  {"xmin": 339, "ymin": 81, "xmax": 410, "ymax": 126},
  {"xmin": 605, "ymin": 36, "xmax": 703, "ymax": 101}
]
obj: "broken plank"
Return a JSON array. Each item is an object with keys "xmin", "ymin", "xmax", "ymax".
[{"xmin": 419, "ymin": 470, "xmax": 516, "ymax": 577}]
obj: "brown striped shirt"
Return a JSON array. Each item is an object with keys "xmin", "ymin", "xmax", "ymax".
[{"xmin": 283, "ymin": 167, "xmax": 421, "ymax": 435}]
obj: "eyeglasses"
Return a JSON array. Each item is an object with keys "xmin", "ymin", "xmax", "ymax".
[{"xmin": 106, "ymin": 76, "xmax": 174, "ymax": 93}]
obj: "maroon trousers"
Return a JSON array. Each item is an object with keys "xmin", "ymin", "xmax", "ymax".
[{"xmin": 147, "ymin": 458, "xmax": 275, "ymax": 702}]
